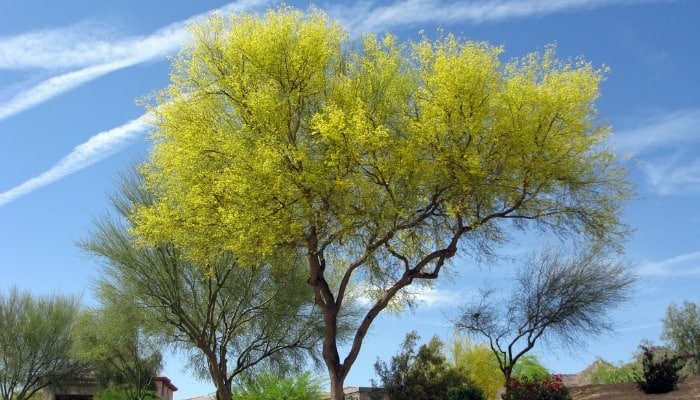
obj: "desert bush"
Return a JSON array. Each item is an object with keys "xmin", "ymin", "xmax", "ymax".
[
  {"xmin": 636, "ymin": 346, "xmax": 685, "ymax": 394},
  {"xmin": 501, "ymin": 374, "xmax": 571, "ymax": 400}
]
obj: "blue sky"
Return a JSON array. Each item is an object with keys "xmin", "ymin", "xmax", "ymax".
[{"xmin": 1, "ymin": 0, "xmax": 699, "ymax": 398}]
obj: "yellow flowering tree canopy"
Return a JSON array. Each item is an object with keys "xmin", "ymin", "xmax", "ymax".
[{"xmin": 133, "ymin": 7, "xmax": 630, "ymax": 398}]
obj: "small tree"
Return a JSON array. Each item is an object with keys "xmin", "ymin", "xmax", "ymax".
[
  {"xmin": 0, "ymin": 288, "xmax": 88, "ymax": 400},
  {"xmin": 455, "ymin": 245, "xmax": 635, "ymax": 386},
  {"xmin": 662, "ymin": 301, "xmax": 700, "ymax": 376}
]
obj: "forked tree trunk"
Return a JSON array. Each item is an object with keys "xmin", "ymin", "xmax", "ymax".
[{"xmin": 306, "ymin": 230, "xmax": 457, "ymax": 400}]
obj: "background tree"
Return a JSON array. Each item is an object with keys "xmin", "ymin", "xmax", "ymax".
[
  {"xmin": 450, "ymin": 335, "xmax": 503, "ymax": 399},
  {"xmin": 81, "ymin": 168, "xmax": 329, "ymax": 400},
  {"xmin": 662, "ymin": 300, "xmax": 700, "ymax": 376},
  {"xmin": 372, "ymin": 332, "xmax": 481, "ymax": 400},
  {"xmin": 0, "ymin": 288, "xmax": 88, "ymax": 400},
  {"xmin": 72, "ymin": 293, "xmax": 162, "ymax": 400},
  {"xmin": 455, "ymin": 245, "xmax": 635, "ymax": 386},
  {"xmin": 132, "ymin": 7, "xmax": 630, "ymax": 399}
]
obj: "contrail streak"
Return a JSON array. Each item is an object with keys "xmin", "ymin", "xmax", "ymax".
[{"xmin": 0, "ymin": 116, "xmax": 149, "ymax": 208}]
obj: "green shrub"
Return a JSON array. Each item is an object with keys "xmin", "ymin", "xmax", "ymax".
[
  {"xmin": 501, "ymin": 374, "xmax": 571, "ymax": 400},
  {"xmin": 232, "ymin": 371, "xmax": 325, "ymax": 400},
  {"xmin": 446, "ymin": 382, "xmax": 486, "ymax": 400},
  {"xmin": 636, "ymin": 346, "xmax": 685, "ymax": 394}
]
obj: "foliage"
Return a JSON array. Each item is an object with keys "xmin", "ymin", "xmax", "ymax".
[
  {"xmin": 96, "ymin": 386, "xmax": 157, "ymax": 400},
  {"xmin": 0, "ymin": 288, "xmax": 88, "ymax": 400},
  {"xmin": 512, "ymin": 355, "xmax": 550, "ymax": 383},
  {"xmin": 581, "ymin": 358, "xmax": 639, "ymax": 384},
  {"xmin": 373, "ymin": 332, "xmax": 472, "ymax": 400},
  {"xmin": 636, "ymin": 346, "xmax": 685, "ymax": 394},
  {"xmin": 81, "ymin": 167, "xmax": 327, "ymax": 400},
  {"xmin": 231, "ymin": 371, "xmax": 324, "ymax": 400},
  {"xmin": 446, "ymin": 383, "xmax": 486, "ymax": 400},
  {"xmin": 450, "ymin": 335, "xmax": 503, "ymax": 399},
  {"xmin": 501, "ymin": 375, "xmax": 571, "ymax": 400},
  {"xmin": 72, "ymin": 299, "xmax": 162, "ymax": 400},
  {"xmin": 456, "ymin": 245, "xmax": 635, "ymax": 384},
  {"xmin": 133, "ymin": 6, "xmax": 631, "ymax": 398},
  {"xmin": 449, "ymin": 336, "xmax": 548, "ymax": 397},
  {"xmin": 662, "ymin": 301, "xmax": 700, "ymax": 376}
]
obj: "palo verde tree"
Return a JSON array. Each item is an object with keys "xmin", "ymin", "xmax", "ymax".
[
  {"xmin": 0, "ymin": 288, "xmax": 89, "ymax": 400},
  {"xmin": 132, "ymin": 7, "xmax": 631, "ymax": 399},
  {"xmin": 455, "ymin": 245, "xmax": 635, "ymax": 386},
  {"xmin": 81, "ymin": 168, "xmax": 328, "ymax": 400}
]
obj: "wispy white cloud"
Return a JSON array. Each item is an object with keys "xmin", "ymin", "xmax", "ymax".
[
  {"xmin": 354, "ymin": 283, "xmax": 468, "ymax": 309},
  {"xmin": 613, "ymin": 109, "xmax": 700, "ymax": 155},
  {"xmin": 328, "ymin": 0, "xmax": 671, "ymax": 32},
  {"xmin": 0, "ymin": 20, "xmax": 186, "ymax": 123},
  {"xmin": 0, "ymin": 59, "xmax": 134, "ymax": 121},
  {"xmin": 638, "ymin": 251, "xmax": 700, "ymax": 277},
  {"xmin": 0, "ymin": 0, "xmax": 275, "ymax": 122},
  {"xmin": 412, "ymin": 287, "xmax": 465, "ymax": 307},
  {"xmin": 0, "ymin": 0, "xmax": 272, "ymax": 71},
  {"xmin": 0, "ymin": 23, "xmax": 185, "ymax": 71},
  {"xmin": 0, "ymin": 116, "xmax": 148, "ymax": 208},
  {"xmin": 644, "ymin": 158, "xmax": 700, "ymax": 195},
  {"xmin": 613, "ymin": 109, "xmax": 700, "ymax": 195}
]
